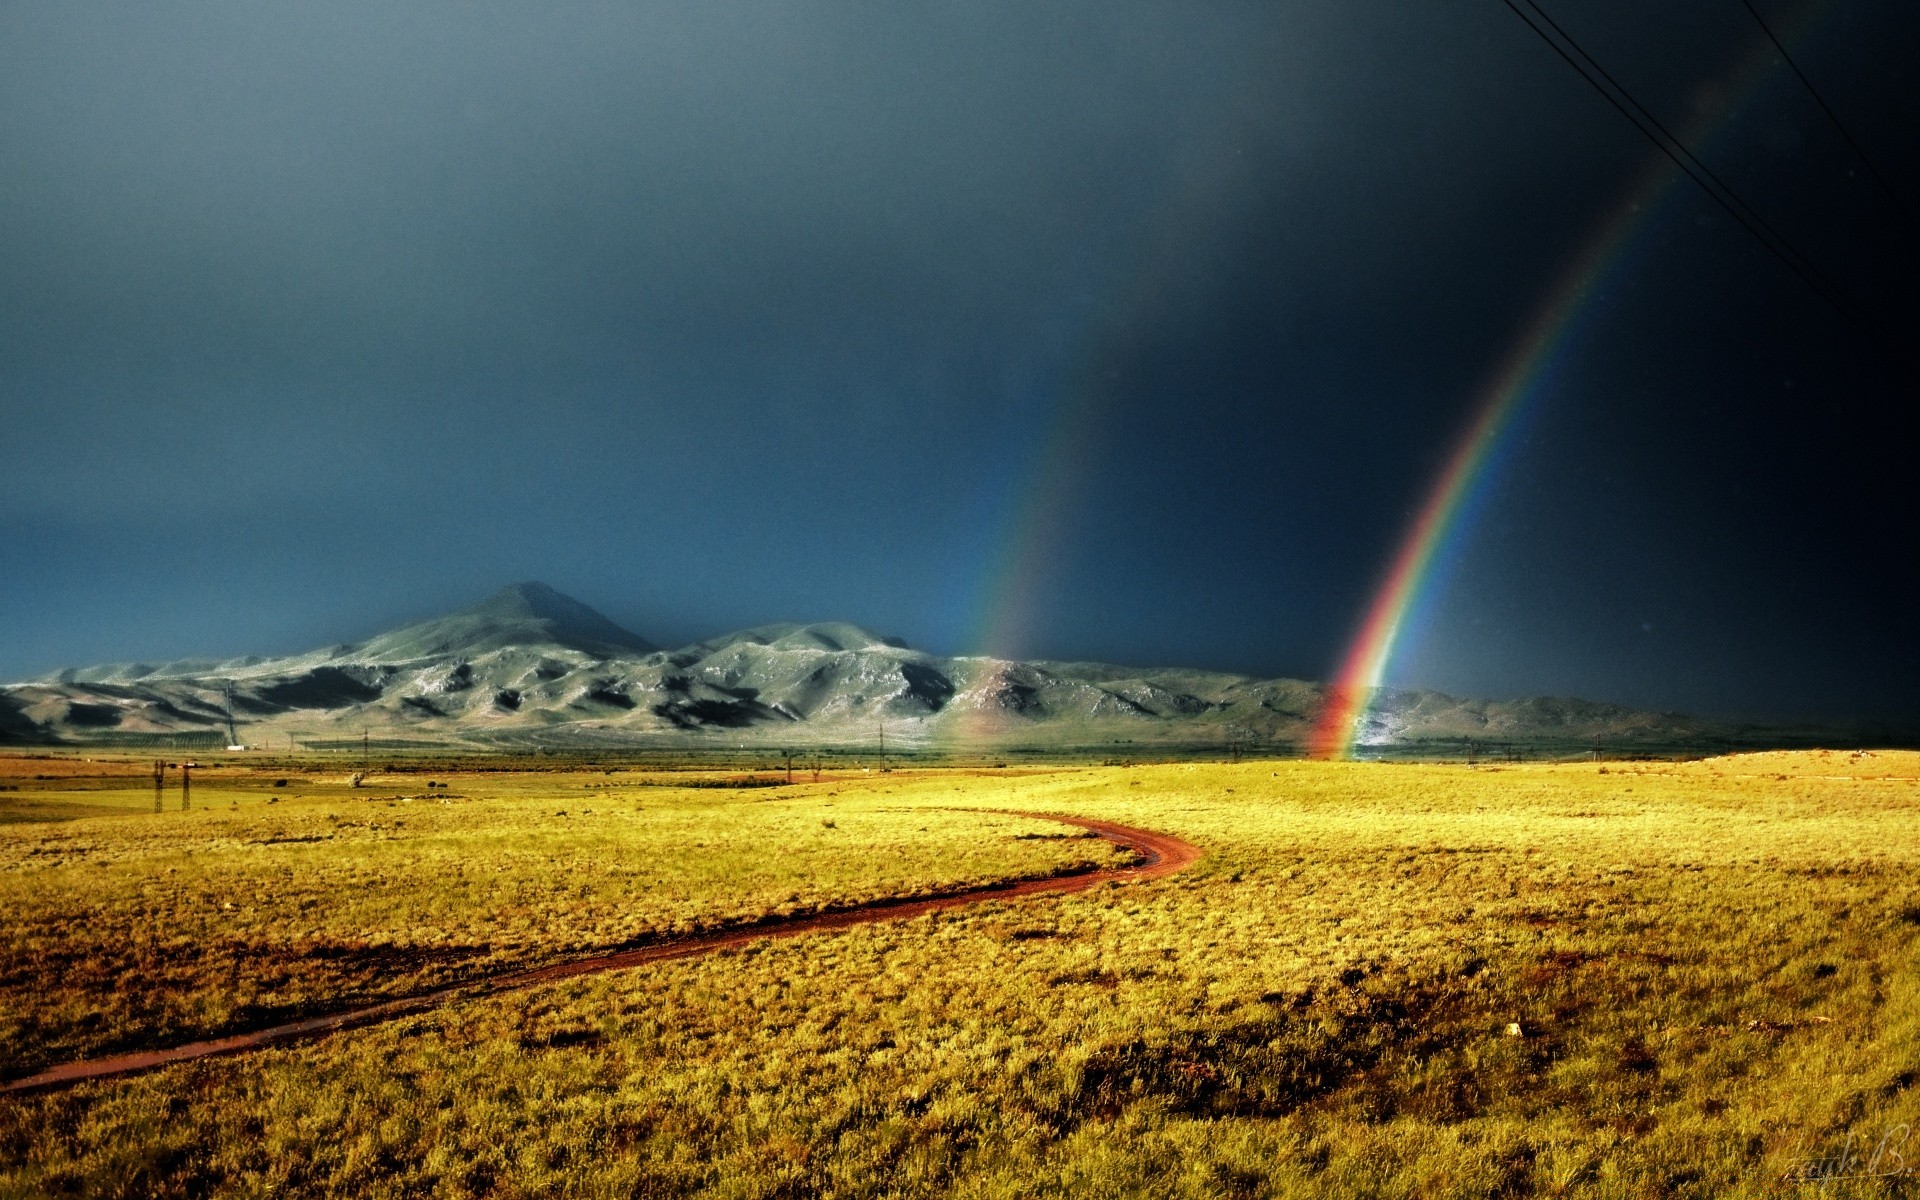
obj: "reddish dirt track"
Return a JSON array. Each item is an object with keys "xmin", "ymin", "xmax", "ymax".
[{"xmin": 1, "ymin": 813, "xmax": 1200, "ymax": 1095}]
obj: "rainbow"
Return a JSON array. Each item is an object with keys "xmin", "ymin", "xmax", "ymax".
[
  {"xmin": 1309, "ymin": 10, "xmax": 1820, "ymax": 758},
  {"xmin": 1304, "ymin": 199, "xmax": 1633, "ymax": 758},
  {"xmin": 965, "ymin": 115, "xmax": 1258, "ymax": 667}
]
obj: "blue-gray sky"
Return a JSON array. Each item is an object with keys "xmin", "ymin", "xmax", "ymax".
[{"xmin": 3, "ymin": 0, "xmax": 1916, "ymax": 721}]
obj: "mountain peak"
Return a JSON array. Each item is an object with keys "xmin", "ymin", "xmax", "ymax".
[
  {"xmin": 469, "ymin": 581, "xmax": 604, "ymax": 622},
  {"xmin": 684, "ymin": 621, "xmax": 911, "ymax": 656},
  {"xmin": 349, "ymin": 583, "xmax": 658, "ymax": 662}
]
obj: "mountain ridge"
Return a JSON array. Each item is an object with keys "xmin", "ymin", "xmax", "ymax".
[{"xmin": 0, "ymin": 582, "xmax": 1797, "ymax": 753}]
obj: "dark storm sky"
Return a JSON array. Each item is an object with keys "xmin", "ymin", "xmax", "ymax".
[{"xmin": 4, "ymin": 1, "xmax": 1916, "ymax": 722}]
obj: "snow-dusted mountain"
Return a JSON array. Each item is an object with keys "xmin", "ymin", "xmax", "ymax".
[{"xmin": 1, "ymin": 582, "xmax": 1729, "ymax": 753}]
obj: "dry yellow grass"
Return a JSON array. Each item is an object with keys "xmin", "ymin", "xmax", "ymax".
[
  {"xmin": 5, "ymin": 750, "xmax": 1920, "ymax": 1198},
  {"xmin": 0, "ymin": 755, "xmax": 1116, "ymax": 1078}
]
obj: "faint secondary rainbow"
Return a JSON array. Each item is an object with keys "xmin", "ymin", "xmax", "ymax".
[
  {"xmin": 1309, "ymin": 10, "xmax": 1822, "ymax": 759},
  {"xmin": 947, "ymin": 111, "xmax": 1259, "ymax": 744},
  {"xmin": 965, "ymin": 110, "xmax": 1258, "ymax": 663}
]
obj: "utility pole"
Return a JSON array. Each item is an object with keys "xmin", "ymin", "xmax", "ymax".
[
  {"xmin": 223, "ymin": 686, "xmax": 238, "ymax": 749},
  {"xmin": 877, "ymin": 721, "xmax": 885, "ymax": 765},
  {"xmin": 784, "ymin": 748, "xmax": 793, "ymax": 785},
  {"xmin": 153, "ymin": 760, "xmax": 165, "ymax": 814},
  {"xmin": 180, "ymin": 761, "xmax": 192, "ymax": 810}
]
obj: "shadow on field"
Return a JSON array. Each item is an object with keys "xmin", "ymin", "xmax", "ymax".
[{"xmin": 1048, "ymin": 957, "xmax": 1613, "ymax": 1137}]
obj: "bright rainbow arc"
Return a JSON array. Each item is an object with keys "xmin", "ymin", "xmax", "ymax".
[
  {"xmin": 1308, "ymin": 11, "xmax": 1818, "ymax": 760},
  {"xmin": 1304, "ymin": 202, "xmax": 1631, "ymax": 758}
]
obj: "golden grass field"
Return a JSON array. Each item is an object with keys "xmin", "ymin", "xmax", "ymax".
[{"xmin": 4, "ymin": 748, "xmax": 1920, "ymax": 1198}]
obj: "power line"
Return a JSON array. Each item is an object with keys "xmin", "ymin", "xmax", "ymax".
[
  {"xmin": 1736, "ymin": 0, "xmax": 1919, "ymax": 231},
  {"xmin": 1500, "ymin": 0, "xmax": 1871, "ymax": 338},
  {"xmin": 1497, "ymin": 0, "xmax": 1920, "ymax": 389}
]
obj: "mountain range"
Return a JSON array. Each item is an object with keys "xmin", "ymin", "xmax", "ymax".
[{"xmin": 0, "ymin": 582, "xmax": 1778, "ymax": 755}]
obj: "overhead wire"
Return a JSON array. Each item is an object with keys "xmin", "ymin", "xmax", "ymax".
[
  {"xmin": 1503, "ymin": 0, "xmax": 1920, "ymax": 391},
  {"xmin": 1499, "ymin": 0, "xmax": 1874, "ymax": 341},
  {"xmin": 1736, "ymin": 0, "xmax": 1919, "ymax": 232}
]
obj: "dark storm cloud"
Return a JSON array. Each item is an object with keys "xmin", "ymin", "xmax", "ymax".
[
  {"xmin": 3, "ymin": 1, "xmax": 1916, "ymax": 721},
  {"xmin": 4, "ymin": 5, "xmax": 1280, "ymax": 512}
]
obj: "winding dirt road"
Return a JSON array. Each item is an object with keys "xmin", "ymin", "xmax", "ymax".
[{"xmin": 2, "ymin": 813, "xmax": 1200, "ymax": 1095}]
